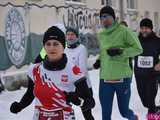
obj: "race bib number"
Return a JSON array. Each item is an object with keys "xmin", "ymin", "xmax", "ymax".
[
  {"xmin": 38, "ymin": 108, "xmax": 63, "ymax": 120},
  {"xmin": 137, "ymin": 56, "xmax": 153, "ymax": 68}
]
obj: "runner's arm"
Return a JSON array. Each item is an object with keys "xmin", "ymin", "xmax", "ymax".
[{"xmin": 10, "ymin": 77, "xmax": 35, "ymax": 113}]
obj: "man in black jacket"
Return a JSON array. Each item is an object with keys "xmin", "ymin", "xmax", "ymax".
[{"xmin": 134, "ymin": 18, "xmax": 160, "ymax": 117}]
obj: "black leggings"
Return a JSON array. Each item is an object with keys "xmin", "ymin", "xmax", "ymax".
[
  {"xmin": 135, "ymin": 74, "xmax": 158, "ymax": 113},
  {"xmin": 82, "ymin": 109, "xmax": 94, "ymax": 120}
]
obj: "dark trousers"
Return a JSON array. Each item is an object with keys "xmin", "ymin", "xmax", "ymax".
[
  {"xmin": 135, "ymin": 74, "xmax": 158, "ymax": 113},
  {"xmin": 82, "ymin": 109, "xmax": 94, "ymax": 120},
  {"xmin": 78, "ymin": 88, "xmax": 95, "ymax": 120}
]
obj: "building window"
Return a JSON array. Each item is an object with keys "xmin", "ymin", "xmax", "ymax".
[
  {"xmin": 154, "ymin": 12, "xmax": 159, "ymax": 33},
  {"xmin": 154, "ymin": 12, "xmax": 159, "ymax": 24},
  {"xmin": 106, "ymin": 0, "xmax": 112, "ymax": 5},
  {"xmin": 111, "ymin": 0, "xmax": 116, "ymax": 7},
  {"xmin": 104, "ymin": 0, "xmax": 116, "ymax": 7},
  {"xmin": 101, "ymin": 0, "xmax": 105, "ymax": 5},
  {"xmin": 127, "ymin": 0, "xmax": 137, "ymax": 9},
  {"xmin": 66, "ymin": 0, "xmax": 84, "ymax": 2},
  {"xmin": 144, "ymin": 11, "xmax": 150, "ymax": 18}
]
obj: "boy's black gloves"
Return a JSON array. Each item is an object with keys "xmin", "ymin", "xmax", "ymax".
[
  {"xmin": 64, "ymin": 91, "xmax": 82, "ymax": 106},
  {"xmin": 93, "ymin": 59, "xmax": 100, "ymax": 69},
  {"xmin": 65, "ymin": 91, "xmax": 95, "ymax": 111},
  {"xmin": 107, "ymin": 48, "xmax": 123, "ymax": 56},
  {"xmin": 10, "ymin": 102, "xmax": 23, "ymax": 113},
  {"xmin": 75, "ymin": 77, "xmax": 95, "ymax": 111}
]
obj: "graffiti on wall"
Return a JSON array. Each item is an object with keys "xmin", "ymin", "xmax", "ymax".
[
  {"xmin": 5, "ymin": 8, "xmax": 27, "ymax": 66},
  {"xmin": 0, "ymin": 3, "xmax": 100, "ymax": 69},
  {"xmin": 62, "ymin": 7, "xmax": 100, "ymax": 31}
]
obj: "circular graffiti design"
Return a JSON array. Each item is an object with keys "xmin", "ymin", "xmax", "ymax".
[{"xmin": 5, "ymin": 8, "xmax": 26, "ymax": 66}]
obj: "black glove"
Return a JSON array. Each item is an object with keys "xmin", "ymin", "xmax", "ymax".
[
  {"xmin": 74, "ymin": 78, "xmax": 95, "ymax": 111},
  {"xmin": 10, "ymin": 102, "xmax": 23, "ymax": 113},
  {"xmin": 107, "ymin": 48, "xmax": 123, "ymax": 56},
  {"xmin": 93, "ymin": 59, "xmax": 100, "ymax": 69},
  {"xmin": 65, "ymin": 92, "xmax": 82, "ymax": 106},
  {"xmin": 81, "ymin": 97, "xmax": 95, "ymax": 112}
]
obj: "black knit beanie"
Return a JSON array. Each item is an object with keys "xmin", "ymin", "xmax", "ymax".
[
  {"xmin": 66, "ymin": 27, "xmax": 79, "ymax": 37},
  {"xmin": 43, "ymin": 26, "xmax": 66, "ymax": 48},
  {"xmin": 100, "ymin": 6, "xmax": 115, "ymax": 20},
  {"xmin": 140, "ymin": 18, "xmax": 153, "ymax": 29}
]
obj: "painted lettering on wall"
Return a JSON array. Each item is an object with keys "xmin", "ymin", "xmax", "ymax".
[{"xmin": 63, "ymin": 7, "xmax": 100, "ymax": 31}]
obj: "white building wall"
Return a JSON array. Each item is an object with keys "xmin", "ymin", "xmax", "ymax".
[
  {"xmin": 137, "ymin": 0, "xmax": 160, "ymax": 33},
  {"xmin": 0, "ymin": 0, "xmax": 160, "ymax": 33},
  {"xmin": 0, "ymin": 0, "xmax": 160, "ymax": 72}
]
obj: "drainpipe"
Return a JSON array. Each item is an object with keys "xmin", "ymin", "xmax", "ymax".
[{"xmin": 119, "ymin": 0, "xmax": 124, "ymax": 21}]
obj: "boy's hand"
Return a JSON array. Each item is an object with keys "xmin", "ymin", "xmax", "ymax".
[
  {"xmin": 10, "ymin": 102, "xmax": 23, "ymax": 114},
  {"xmin": 107, "ymin": 48, "xmax": 123, "ymax": 56},
  {"xmin": 154, "ymin": 63, "xmax": 160, "ymax": 71}
]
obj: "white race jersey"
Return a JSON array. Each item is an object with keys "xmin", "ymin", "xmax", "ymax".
[
  {"xmin": 27, "ymin": 61, "xmax": 84, "ymax": 120},
  {"xmin": 65, "ymin": 44, "xmax": 91, "ymax": 87}
]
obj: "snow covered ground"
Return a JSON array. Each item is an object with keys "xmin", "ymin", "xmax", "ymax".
[{"xmin": 0, "ymin": 70, "xmax": 160, "ymax": 120}]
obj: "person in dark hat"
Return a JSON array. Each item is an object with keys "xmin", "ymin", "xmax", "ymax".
[
  {"xmin": 10, "ymin": 26, "xmax": 94, "ymax": 120},
  {"xmin": 98, "ymin": 6, "xmax": 143, "ymax": 120},
  {"xmin": 65, "ymin": 27, "xmax": 95, "ymax": 120},
  {"xmin": 134, "ymin": 18, "xmax": 160, "ymax": 118},
  {"xmin": 34, "ymin": 23, "xmax": 66, "ymax": 63}
]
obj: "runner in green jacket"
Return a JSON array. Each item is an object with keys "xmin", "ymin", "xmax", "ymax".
[
  {"xmin": 98, "ymin": 6, "xmax": 142, "ymax": 120},
  {"xmin": 98, "ymin": 20, "xmax": 142, "ymax": 80}
]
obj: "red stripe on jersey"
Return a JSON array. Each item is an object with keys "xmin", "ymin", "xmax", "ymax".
[{"xmin": 32, "ymin": 65, "xmax": 72, "ymax": 112}]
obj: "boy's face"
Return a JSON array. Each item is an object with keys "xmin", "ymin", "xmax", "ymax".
[
  {"xmin": 140, "ymin": 26, "xmax": 152, "ymax": 37},
  {"xmin": 44, "ymin": 40, "xmax": 64, "ymax": 61},
  {"xmin": 100, "ymin": 14, "xmax": 114, "ymax": 27},
  {"xmin": 66, "ymin": 31, "xmax": 77, "ymax": 41}
]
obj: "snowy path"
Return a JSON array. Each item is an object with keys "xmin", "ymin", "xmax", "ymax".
[{"xmin": 0, "ymin": 70, "xmax": 159, "ymax": 120}]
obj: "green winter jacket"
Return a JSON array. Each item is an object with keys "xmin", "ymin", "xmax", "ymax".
[{"xmin": 98, "ymin": 22, "xmax": 143, "ymax": 80}]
